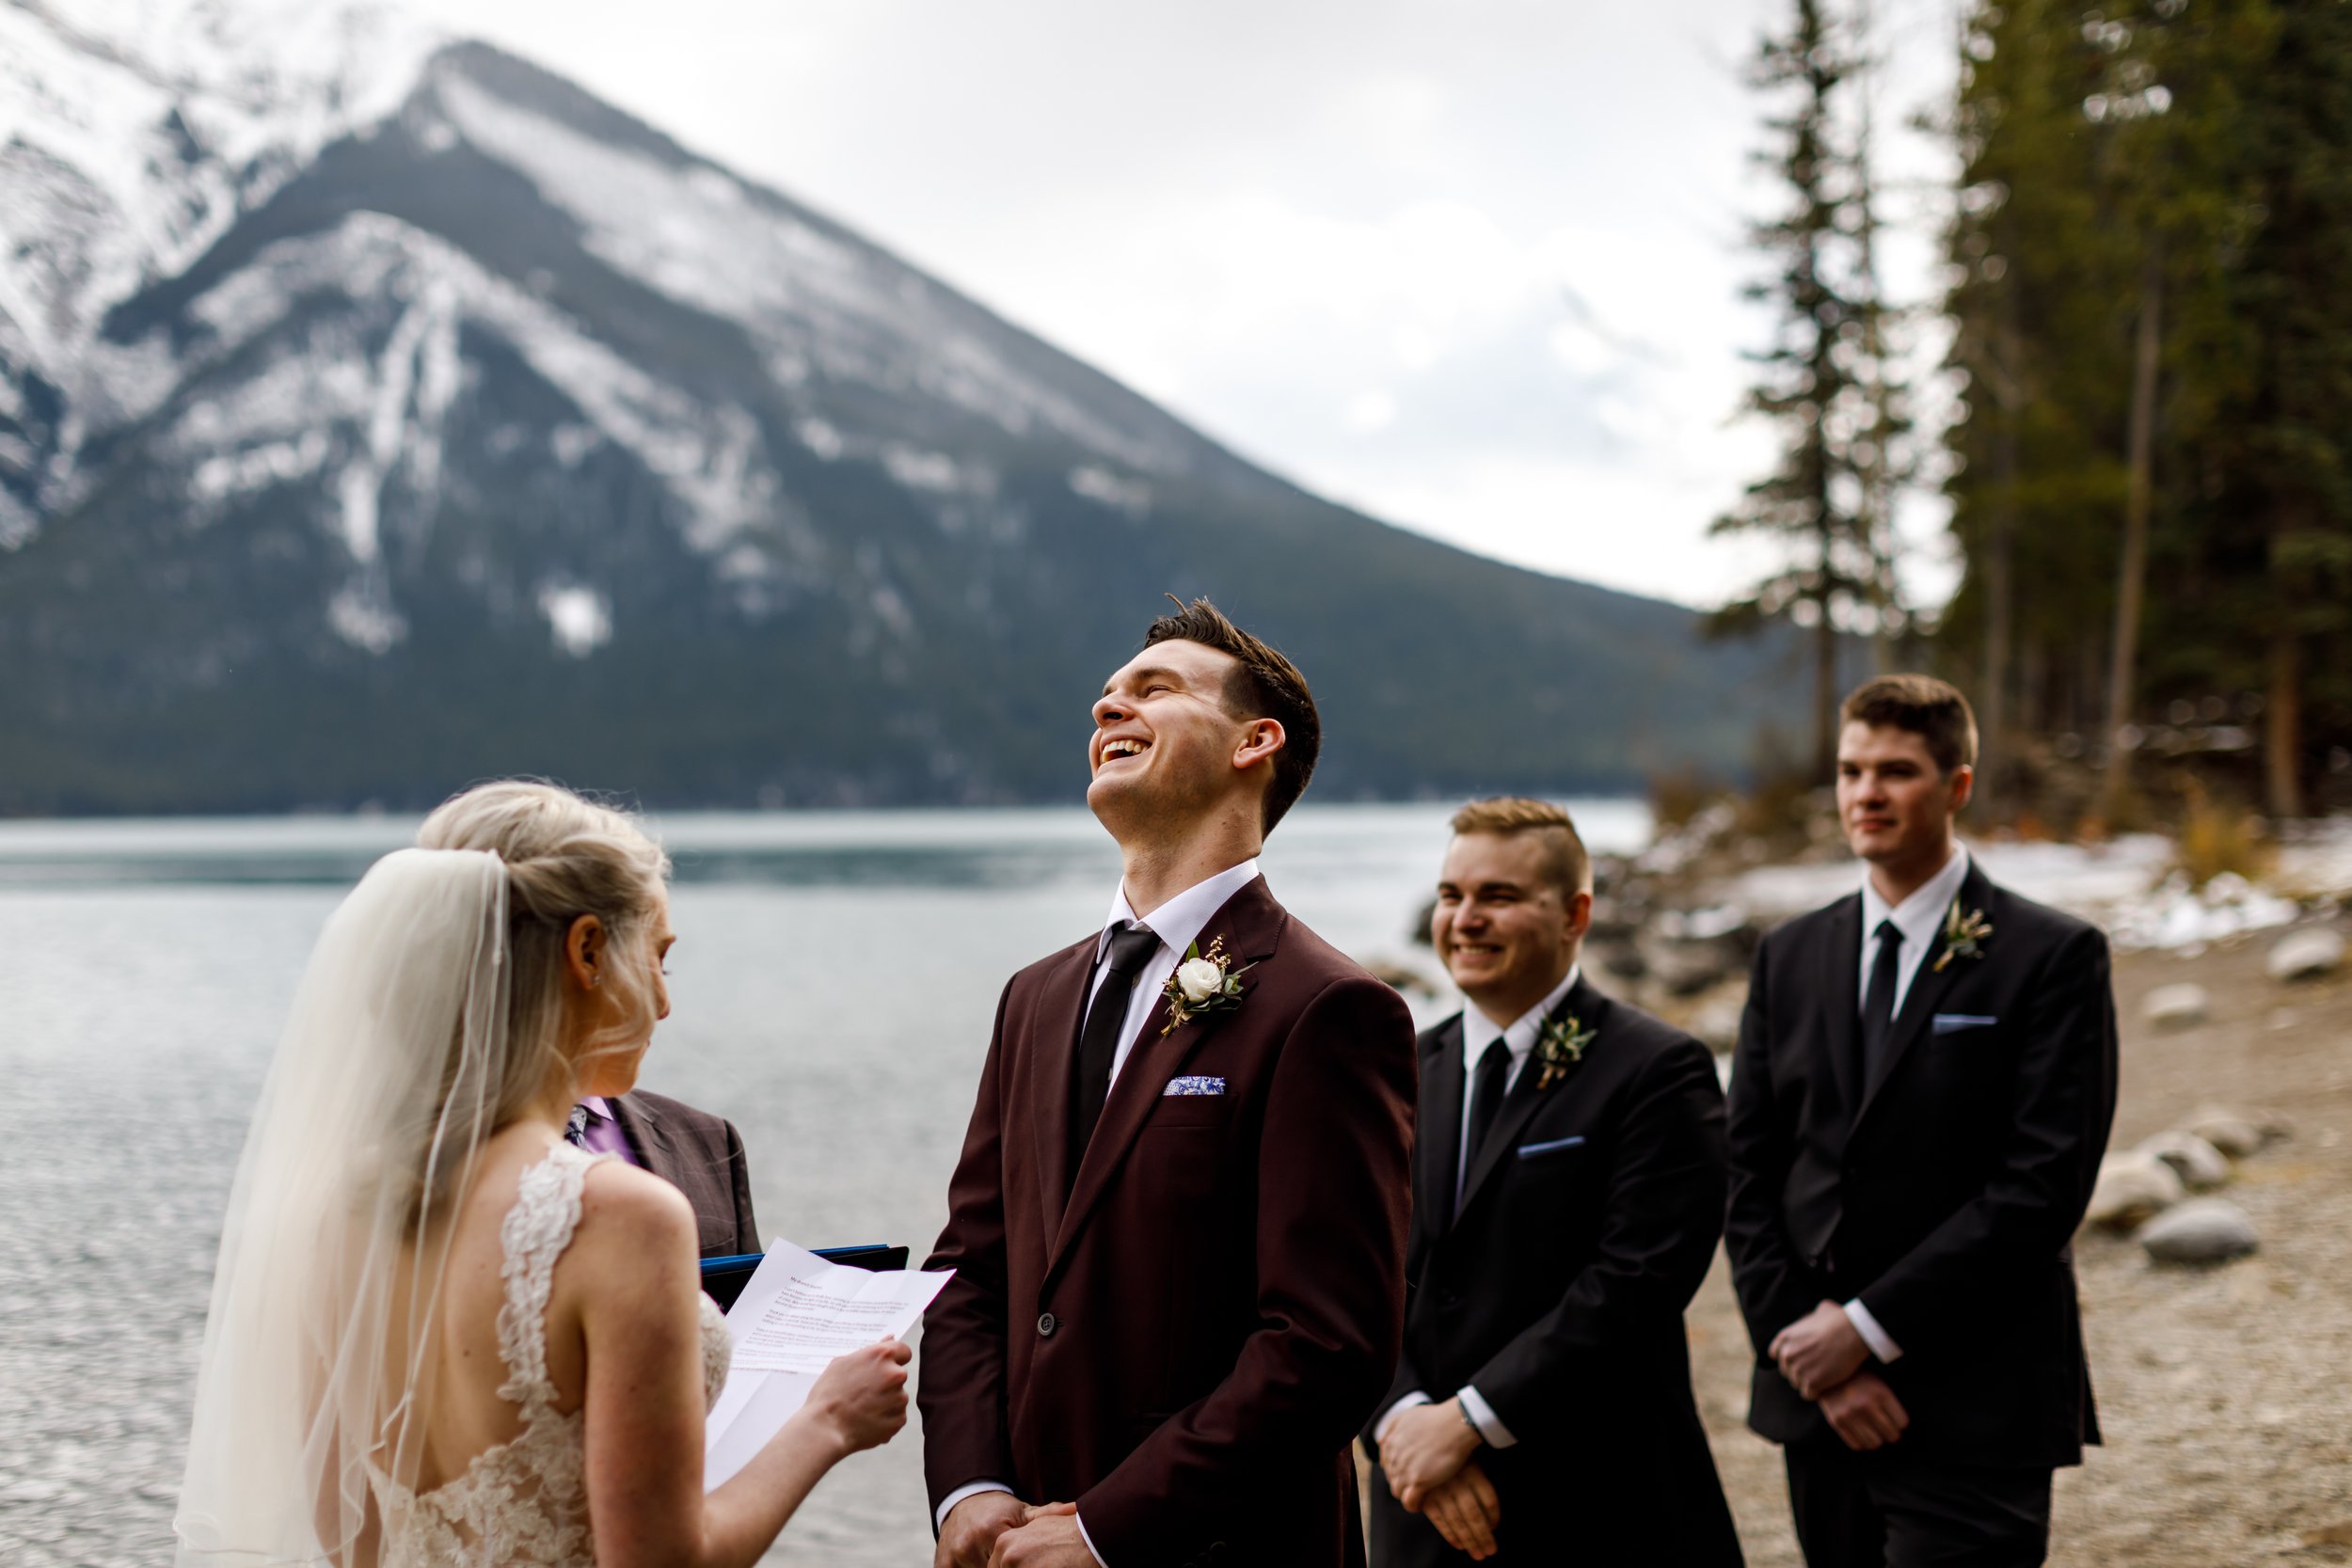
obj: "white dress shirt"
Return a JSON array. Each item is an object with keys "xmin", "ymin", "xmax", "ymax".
[
  {"xmin": 1374, "ymin": 965, "xmax": 1581, "ymax": 1453},
  {"xmin": 1840, "ymin": 842, "xmax": 1971, "ymax": 1365},
  {"xmin": 933, "ymin": 857, "xmax": 1263, "ymax": 1566}
]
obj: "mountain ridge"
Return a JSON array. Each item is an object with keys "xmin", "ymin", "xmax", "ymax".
[{"xmin": 0, "ymin": 12, "xmax": 1805, "ymax": 816}]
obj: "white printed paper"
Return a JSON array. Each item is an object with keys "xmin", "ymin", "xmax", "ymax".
[{"xmin": 703, "ymin": 1241, "xmax": 951, "ymax": 1491}]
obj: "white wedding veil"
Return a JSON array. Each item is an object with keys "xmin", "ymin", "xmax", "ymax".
[{"xmin": 175, "ymin": 847, "xmax": 511, "ymax": 1566}]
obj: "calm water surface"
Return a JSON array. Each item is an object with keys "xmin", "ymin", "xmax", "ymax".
[{"xmin": 0, "ymin": 801, "xmax": 1645, "ymax": 1567}]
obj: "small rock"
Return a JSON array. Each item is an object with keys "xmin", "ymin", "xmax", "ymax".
[
  {"xmin": 2142, "ymin": 982, "xmax": 2211, "ymax": 1028},
  {"xmin": 2137, "ymin": 1130, "xmax": 2232, "ymax": 1191},
  {"xmin": 2139, "ymin": 1197, "xmax": 2259, "ymax": 1264},
  {"xmin": 2086, "ymin": 1150, "xmax": 2184, "ymax": 1231},
  {"xmin": 2266, "ymin": 926, "xmax": 2345, "ymax": 982},
  {"xmin": 2183, "ymin": 1104, "xmax": 2268, "ymax": 1158},
  {"xmin": 2303, "ymin": 1520, "xmax": 2352, "ymax": 1548}
]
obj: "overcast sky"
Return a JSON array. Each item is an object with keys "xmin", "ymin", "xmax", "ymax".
[{"xmin": 402, "ymin": 0, "xmax": 1962, "ymax": 610}]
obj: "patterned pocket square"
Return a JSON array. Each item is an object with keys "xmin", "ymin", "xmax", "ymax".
[
  {"xmin": 1163, "ymin": 1075, "xmax": 1226, "ymax": 1096},
  {"xmin": 1516, "ymin": 1134, "xmax": 1587, "ymax": 1160},
  {"xmin": 1931, "ymin": 1013, "xmax": 1999, "ymax": 1036}
]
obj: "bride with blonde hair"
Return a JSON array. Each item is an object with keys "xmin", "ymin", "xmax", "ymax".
[{"xmin": 175, "ymin": 781, "xmax": 908, "ymax": 1567}]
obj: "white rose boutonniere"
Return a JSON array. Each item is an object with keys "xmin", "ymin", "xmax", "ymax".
[
  {"xmin": 1160, "ymin": 936, "xmax": 1252, "ymax": 1037},
  {"xmin": 1175, "ymin": 957, "xmax": 1224, "ymax": 1004}
]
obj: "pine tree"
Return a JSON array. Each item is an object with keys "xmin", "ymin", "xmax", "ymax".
[
  {"xmin": 1717, "ymin": 0, "xmax": 1890, "ymax": 775},
  {"xmin": 2222, "ymin": 0, "xmax": 2352, "ymax": 818}
]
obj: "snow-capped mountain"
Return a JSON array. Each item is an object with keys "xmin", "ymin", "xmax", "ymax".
[{"xmin": 0, "ymin": 2, "xmax": 1797, "ymax": 813}]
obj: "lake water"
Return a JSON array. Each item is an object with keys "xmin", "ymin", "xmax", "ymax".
[{"xmin": 0, "ymin": 800, "xmax": 1646, "ymax": 1568}]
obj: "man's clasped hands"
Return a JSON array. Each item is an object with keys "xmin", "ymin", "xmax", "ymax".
[{"xmin": 1770, "ymin": 1299, "xmax": 1912, "ymax": 1452}]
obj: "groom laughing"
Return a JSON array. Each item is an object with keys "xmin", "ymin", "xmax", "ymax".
[{"xmin": 921, "ymin": 599, "xmax": 1418, "ymax": 1568}]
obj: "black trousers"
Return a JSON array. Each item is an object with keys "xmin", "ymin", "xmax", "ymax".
[{"xmin": 1785, "ymin": 1439, "xmax": 2053, "ymax": 1568}]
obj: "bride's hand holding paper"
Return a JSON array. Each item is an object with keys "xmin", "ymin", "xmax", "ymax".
[
  {"xmin": 704, "ymin": 1241, "xmax": 953, "ymax": 1490},
  {"xmin": 802, "ymin": 1338, "xmax": 913, "ymax": 1457}
]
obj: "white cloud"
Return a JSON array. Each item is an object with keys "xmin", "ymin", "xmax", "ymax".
[{"xmin": 402, "ymin": 0, "xmax": 1961, "ymax": 609}]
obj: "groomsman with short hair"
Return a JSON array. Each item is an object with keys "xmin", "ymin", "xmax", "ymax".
[
  {"xmin": 1366, "ymin": 798, "xmax": 1742, "ymax": 1567},
  {"xmin": 1725, "ymin": 675, "xmax": 2119, "ymax": 1568}
]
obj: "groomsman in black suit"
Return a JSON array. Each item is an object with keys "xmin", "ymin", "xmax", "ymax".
[
  {"xmin": 1726, "ymin": 676, "xmax": 2119, "ymax": 1568},
  {"xmin": 1366, "ymin": 799, "xmax": 1742, "ymax": 1567}
]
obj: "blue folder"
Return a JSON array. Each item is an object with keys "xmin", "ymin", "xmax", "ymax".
[{"xmin": 699, "ymin": 1243, "xmax": 910, "ymax": 1311}]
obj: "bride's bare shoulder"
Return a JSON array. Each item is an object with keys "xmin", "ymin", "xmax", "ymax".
[{"xmin": 572, "ymin": 1157, "xmax": 697, "ymax": 1263}]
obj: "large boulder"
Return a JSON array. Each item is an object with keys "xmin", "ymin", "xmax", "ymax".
[
  {"xmin": 2266, "ymin": 927, "xmax": 2346, "ymax": 983},
  {"xmin": 2086, "ymin": 1150, "xmax": 2185, "ymax": 1231},
  {"xmin": 2139, "ymin": 1198, "xmax": 2259, "ymax": 1264},
  {"xmin": 2137, "ymin": 1131, "xmax": 2232, "ymax": 1191},
  {"xmin": 2142, "ymin": 983, "xmax": 2212, "ymax": 1028}
]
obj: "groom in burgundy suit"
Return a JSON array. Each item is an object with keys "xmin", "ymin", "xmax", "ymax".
[{"xmin": 921, "ymin": 599, "xmax": 1418, "ymax": 1568}]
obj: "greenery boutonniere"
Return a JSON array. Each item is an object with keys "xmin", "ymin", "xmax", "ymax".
[
  {"xmin": 1159, "ymin": 935, "xmax": 1253, "ymax": 1037},
  {"xmin": 1932, "ymin": 899, "xmax": 1994, "ymax": 973},
  {"xmin": 1533, "ymin": 1013, "xmax": 1597, "ymax": 1090}
]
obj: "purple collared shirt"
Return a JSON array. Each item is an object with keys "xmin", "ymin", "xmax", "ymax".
[{"xmin": 574, "ymin": 1096, "xmax": 642, "ymax": 1167}]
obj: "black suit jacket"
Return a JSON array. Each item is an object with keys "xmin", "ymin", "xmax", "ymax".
[
  {"xmin": 1724, "ymin": 860, "xmax": 2118, "ymax": 1467},
  {"xmin": 609, "ymin": 1088, "xmax": 761, "ymax": 1259},
  {"xmin": 1366, "ymin": 975, "xmax": 1741, "ymax": 1568}
]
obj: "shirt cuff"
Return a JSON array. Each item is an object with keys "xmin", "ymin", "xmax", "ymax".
[
  {"xmin": 1075, "ymin": 1511, "xmax": 1107, "ymax": 1567},
  {"xmin": 1455, "ymin": 1386, "xmax": 1518, "ymax": 1449},
  {"xmin": 935, "ymin": 1481, "xmax": 1015, "ymax": 1535},
  {"xmin": 1844, "ymin": 1299, "xmax": 1903, "ymax": 1364},
  {"xmin": 1373, "ymin": 1390, "xmax": 1431, "ymax": 1446}
]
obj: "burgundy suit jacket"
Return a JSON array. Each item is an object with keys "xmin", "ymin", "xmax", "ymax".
[{"xmin": 920, "ymin": 875, "xmax": 1417, "ymax": 1568}]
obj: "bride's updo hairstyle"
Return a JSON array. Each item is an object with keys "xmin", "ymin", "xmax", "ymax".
[{"xmin": 417, "ymin": 781, "xmax": 672, "ymax": 1124}]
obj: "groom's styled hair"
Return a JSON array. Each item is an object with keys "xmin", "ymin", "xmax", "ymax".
[
  {"xmin": 1143, "ymin": 596, "xmax": 1320, "ymax": 832},
  {"xmin": 1840, "ymin": 674, "xmax": 1979, "ymax": 776}
]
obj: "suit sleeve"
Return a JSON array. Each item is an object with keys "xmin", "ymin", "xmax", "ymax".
[
  {"xmin": 1855, "ymin": 923, "xmax": 2119, "ymax": 1354},
  {"xmin": 1080, "ymin": 975, "xmax": 1416, "ymax": 1564},
  {"xmin": 720, "ymin": 1117, "xmax": 759, "ymax": 1257},
  {"xmin": 917, "ymin": 979, "xmax": 1021, "ymax": 1519},
  {"xmin": 1465, "ymin": 1036, "xmax": 1727, "ymax": 1439},
  {"xmin": 1364, "ymin": 1049, "xmax": 1436, "ymax": 1456},
  {"xmin": 1724, "ymin": 933, "xmax": 1829, "ymax": 1355}
]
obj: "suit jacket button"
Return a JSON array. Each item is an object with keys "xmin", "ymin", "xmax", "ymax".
[{"xmin": 1037, "ymin": 1311, "xmax": 1057, "ymax": 1338}]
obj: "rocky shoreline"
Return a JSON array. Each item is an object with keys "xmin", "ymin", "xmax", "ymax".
[{"xmin": 1378, "ymin": 812, "xmax": 2352, "ymax": 1562}]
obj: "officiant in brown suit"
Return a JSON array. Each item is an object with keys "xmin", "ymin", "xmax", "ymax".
[
  {"xmin": 921, "ymin": 598, "xmax": 1418, "ymax": 1568},
  {"xmin": 565, "ymin": 1089, "xmax": 760, "ymax": 1258}
]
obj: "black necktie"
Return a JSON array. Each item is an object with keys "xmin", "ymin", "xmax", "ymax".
[
  {"xmin": 1459, "ymin": 1037, "xmax": 1513, "ymax": 1205},
  {"xmin": 564, "ymin": 1105, "xmax": 590, "ymax": 1148},
  {"xmin": 1859, "ymin": 918, "xmax": 1903, "ymax": 1091},
  {"xmin": 1072, "ymin": 924, "xmax": 1164, "ymax": 1168}
]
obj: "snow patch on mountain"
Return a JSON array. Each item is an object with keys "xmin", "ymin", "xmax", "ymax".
[
  {"xmin": 145, "ymin": 210, "xmax": 809, "ymax": 647},
  {"xmin": 0, "ymin": 0, "xmax": 442, "ymax": 375},
  {"xmin": 430, "ymin": 71, "xmax": 1195, "ymax": 477}
]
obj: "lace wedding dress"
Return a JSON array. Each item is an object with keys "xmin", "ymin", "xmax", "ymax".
[{"xmin": 371, "ymin": 1143, "xmax": 735, "ymax": 1567}]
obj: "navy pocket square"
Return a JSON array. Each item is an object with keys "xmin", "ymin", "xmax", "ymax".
[
  {"xmin": 1516, "ymin": 1134, "xmax": 1587, "ymax": 1160},
  {"xmin": 1162, "ymin": 1075, "xmax": 1226, "ymax": 1096},
  {"xmin": 1931, "ymin": 1013, "xmax": 1998, "ymax": 1036}
]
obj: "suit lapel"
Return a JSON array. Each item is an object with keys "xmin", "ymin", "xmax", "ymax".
[
  {"xmin": 1454, "ymin": 975, "xmax": 1602, "ymax": 1219},
  {"xmin": 1818, "ymin": 895, "xmax": 1865, "ymax": 1117},
  {"xmin": 1047, "ymin": 877, "xmax": 1286, "ymax": 1274},
  {"xmin": 1855, "ymin": 863, "xmax": 1993, "ymax": 1127},
  {"xmin": 1029, "ymin": 941, "xmax": 1098, "ymax": 1226},
  {"xmin": 1417, "ymin": 1018, "xmax": 1467, "ymax": 1241},
  {"xmin": 609, "ymin": 1092, "xmax": 676, "ymax": 1181}
]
